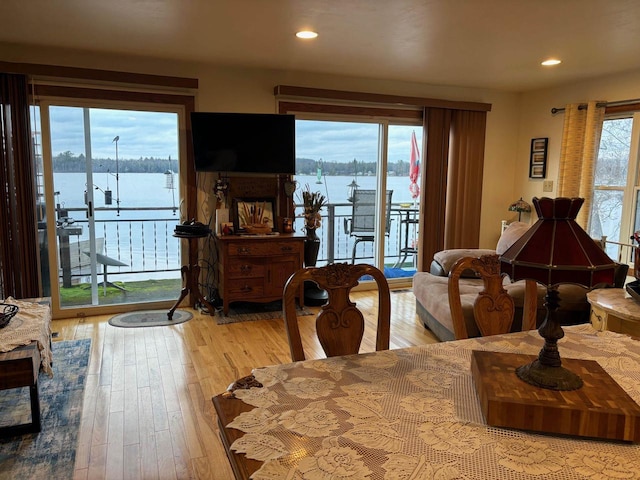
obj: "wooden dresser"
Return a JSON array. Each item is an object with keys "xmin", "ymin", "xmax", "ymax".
[{"xmin": 216, "ymin": 234, "xmax": 305, "ymax": 315}]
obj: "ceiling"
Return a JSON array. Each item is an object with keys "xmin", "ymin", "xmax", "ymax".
[{"xmin": 2, "ymin": 0, "xmax": 640, "ymax": 92}]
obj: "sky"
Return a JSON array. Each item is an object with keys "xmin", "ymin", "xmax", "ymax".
[
  {"xmin": 46, "ymin": 106, "xmax": 180, "ymax": 159},
  {"xmin": 39, "ymin": 106, "xmax": 422, "ymax": 165}
]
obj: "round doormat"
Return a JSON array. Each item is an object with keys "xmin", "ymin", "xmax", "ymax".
[{"xmin": 108, "ymin": 309, "xmax": 193, "ymax": 328}]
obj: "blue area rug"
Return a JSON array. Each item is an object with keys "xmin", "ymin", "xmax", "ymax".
[{"xmin": 0, "ymin": 338, "xmax": 91, "ymax": 479}]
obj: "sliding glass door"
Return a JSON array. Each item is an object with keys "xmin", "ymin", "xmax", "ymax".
[
  {"xmin": 294, "ymin": 118, "xmax": 422, "ymax": 280},
  {"xmin": 34, "ymin": 100, "xmax": 185, "ymax": 315}
]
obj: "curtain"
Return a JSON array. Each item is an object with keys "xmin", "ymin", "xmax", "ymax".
[
  {"xmin": 0, "ymin": 73, "xmax": 40, "ymax": 298},
  {"xmin": 557, "ymin": 101, "xmax": 605, "ymax": 228},
  {"xmin": 417, "ymin": 108, "xmax": 487, "ymax": 270}
]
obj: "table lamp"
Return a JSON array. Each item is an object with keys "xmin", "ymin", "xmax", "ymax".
[
  {"xmin": 500, "ymin": 197, "xmax": 617, "ymax": 390},
  {"xmin": 508, "ymin": 197, "xmax": 532, "ymax": 221}
]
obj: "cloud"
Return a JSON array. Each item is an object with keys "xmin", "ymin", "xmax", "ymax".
[
  {"xmin": 48, "ymin": 106, "xmax": 179, "ymax": 159},
  {"xmin": 296, "ymin": 120, "xmax": 421, "ymax": 164}
]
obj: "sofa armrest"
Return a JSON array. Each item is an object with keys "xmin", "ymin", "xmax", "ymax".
[{"xmin": 431, "ymin": 248, "xmax": 496, "ymax": 277}]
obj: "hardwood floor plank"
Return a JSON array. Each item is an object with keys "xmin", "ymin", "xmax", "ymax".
[
  {"xmin": 110, "ymin": 326, "xmax": 125, "ymax": 392},
  {"xmin": 92, "ymin": 384, "xmax": 111, "ymax": 446},
  {"xmin": 147, "ymin": 355, "xmax": 170, "ymax": 431},
  {"xmin": 87, "ymin": 442, "xmax": 107, "ymax": 480},
  {"xmin": 105, "ymin": 410, "xmax": 124, "ymax": 479},
  {"xmin": 168, "ymin": 410, "xmax": 195, "ymax": 479},
  {"xmin": 75, "ymin": 372, "xmax": 99, "ymax": 470},
  {"xmin": 123, "ymin": 443, "xmax": 142, "ymax": 480},
  {"xmin": 160, "ymin": 360, "xmax": 181, "ymax": 414},
  {"xmin": 156, "ymin": 428, "xmax": 178, "ymax": 480},
  {"xmin": 137, "ymin": 386, "xmax": 159, "ymax": 479},
  {"xmin": 123, "ymin": 364, "xmax": 140, "ymax": 446}
]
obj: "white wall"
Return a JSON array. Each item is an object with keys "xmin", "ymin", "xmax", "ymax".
[
  {"xmin": 517, "ymin": 69, "xmax": 640, "ymax": 224},
  {"xmin": 1, "ymin": 43, "xmax": 522, "ymax": 248}
]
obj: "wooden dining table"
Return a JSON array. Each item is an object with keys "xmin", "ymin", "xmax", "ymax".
[{"xmin": 213, "ymin": 324, "xmax": 640, "ymax": 479}]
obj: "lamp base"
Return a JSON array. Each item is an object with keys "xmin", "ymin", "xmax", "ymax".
[{"xmin": 516, "ymin": 359, "xmax": 583, "ymax": 391}]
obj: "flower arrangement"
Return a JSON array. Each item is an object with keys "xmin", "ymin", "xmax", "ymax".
[{"xmin": 300, "ymin": 184, "xmax": 327, "ymax": 231}]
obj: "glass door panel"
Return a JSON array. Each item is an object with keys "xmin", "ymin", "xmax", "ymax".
[
  {"xmin": 38, "ymin": 103, "xmax": 182, "ymax": 312},
  {"xmin": 294, "ymin": 119, "xmax": 422, "ymax": 278},
  {"xmin": 385, "ymin": 125, "xmax": 422, "ymax": 276}
]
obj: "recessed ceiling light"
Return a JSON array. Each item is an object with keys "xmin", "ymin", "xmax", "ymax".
[
  {"xmin": 296, "ymin": 30, "xmax": 318, "ymax": 39},
  {"xmin": 541, "ymin": 59, "xmax": 562, "ymax": 66}
]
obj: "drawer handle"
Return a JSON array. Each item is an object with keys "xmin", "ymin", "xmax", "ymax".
[
  {"xmin": 238, "ymin": 247, "xmax": 251, "ymax": 254},
  {"xmin": 240, "ymin": 265, "xmax": 252, "ymax": 274},
  {"xmin": 280, "ymin": 246, "xmax": 293, "ymax": 252},
  {"xmin": 240, "ymin": 285, "xmax": 252, "ymax": 293}
]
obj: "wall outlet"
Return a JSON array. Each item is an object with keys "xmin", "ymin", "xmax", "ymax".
[{"xmin": 543, "ymin": 180, "xmax": 553, "ymax": 192}]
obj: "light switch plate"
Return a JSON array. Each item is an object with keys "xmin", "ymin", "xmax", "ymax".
[{"xmin": 543, "ymin": 180, "xmax": 553, "ymax": 192}]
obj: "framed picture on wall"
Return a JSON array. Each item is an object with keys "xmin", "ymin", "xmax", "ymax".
[{"xmin": 529, "ymin": 137, "xmax": 548, "ymax": 179}]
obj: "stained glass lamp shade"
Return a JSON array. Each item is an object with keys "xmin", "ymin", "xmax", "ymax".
[{"xmin": 508, "ymin": 197, "xmax": 532, "ymax": 221}]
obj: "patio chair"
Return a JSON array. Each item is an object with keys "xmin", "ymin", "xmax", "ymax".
[
  {"xmin": 83, "ymin": 251, "xmax": 128, "ymax": 296},
  {"xmin": 344, "ymin": 189, "xmax": 393, "ymax": 263}
]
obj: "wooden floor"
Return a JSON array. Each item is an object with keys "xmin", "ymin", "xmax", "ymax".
[{"xmin": 52, "ymin": 289, "xmax": 439, "ymax": 480}]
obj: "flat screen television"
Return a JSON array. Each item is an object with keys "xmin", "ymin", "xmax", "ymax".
[{"xmin": 191, "ymin": 112, "xmax": 295, "ymax": 174}]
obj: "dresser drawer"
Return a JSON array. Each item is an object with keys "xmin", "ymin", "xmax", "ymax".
[
  {"xmin": 228, "ymin": 241, "xmax": 302, "ymax": 257},
  {"xmin": 226, "ymin": 261, "xmax": 265, "ymax": 278},
  {"xmin": 227, "ymin": 278, "xmax": 265, "ymax": 297}
]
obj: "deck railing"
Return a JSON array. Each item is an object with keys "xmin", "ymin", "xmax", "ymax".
[{"xmin": 54, "ymin": 203, "xmax": 419, "ymax": 285}]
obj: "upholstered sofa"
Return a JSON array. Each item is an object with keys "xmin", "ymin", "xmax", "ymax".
[{"xmin": 413, "ymin": 222, "xmax": 629, "ymax": 341}]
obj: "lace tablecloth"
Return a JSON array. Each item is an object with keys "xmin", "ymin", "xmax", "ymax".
[
  {"xmin": 0, "ymin": 297, "xmax": 52, "ymax": 376},
  {"xmin": 228, "ymin": 324, "xmax": 640, "ymax": 480}
]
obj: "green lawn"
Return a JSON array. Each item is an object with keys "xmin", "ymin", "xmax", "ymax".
[{"xmin": 60, "ymin": 278, "xmax": 183, "ymax": 306}]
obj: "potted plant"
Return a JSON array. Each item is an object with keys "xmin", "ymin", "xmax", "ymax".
[{"xmin": 300, "ymin": 185, "xmax": 327, "ymax": 266}]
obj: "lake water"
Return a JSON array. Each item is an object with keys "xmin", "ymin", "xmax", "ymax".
[
  {"xmin": 51, "ymin": 172, "xmax": 418, "ymax": 283},
  {"xmin": 53, "ymin": 172, "xmax": 418, "ymax": 222}
]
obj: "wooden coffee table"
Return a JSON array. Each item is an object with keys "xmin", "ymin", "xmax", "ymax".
[{"xmin": 0, "ymin": 342, "xmax": 41, "ymax": 436}]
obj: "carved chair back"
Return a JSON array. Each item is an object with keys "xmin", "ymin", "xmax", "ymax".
[
  {"xmin": 448, "ymin": 254, "xmax": 537, "ymax": 339},
  {"xmin": 283, "ymin": 263, "xmax": 391, "ymax": 361}
]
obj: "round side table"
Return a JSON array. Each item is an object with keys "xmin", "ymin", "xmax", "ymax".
[
  {"xmin": 169, "ymin": 232, "xmax": 214, "ymax": 320},
  {"xmin": 586, "ymin": 288, "xmax": 640, "ymax": 337}
]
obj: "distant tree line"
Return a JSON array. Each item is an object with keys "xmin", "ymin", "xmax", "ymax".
[
  {"xmin": 52, "ymin": 151, "xmax": 178, "ymax": 173},
  {"xmin": 52, "ymin": 151, "xmax": 411, "ymax": 176},
  {"xmin": 295, "ymin": 157, "xmax": 411, "ymax": 176}
]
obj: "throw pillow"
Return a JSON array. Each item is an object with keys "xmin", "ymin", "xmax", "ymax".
[{"xmin": 496, "ymin": 221, "xmax": 531, "ymax": 255}]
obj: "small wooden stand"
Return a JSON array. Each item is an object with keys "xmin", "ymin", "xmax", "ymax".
[
  {"xmin": 0, "ymin": 343, "xmax": 41, "ymax": 436},
  {"xmin": 168, "ymin": 233, "xmax": 214, "ymax": 320},
  {"xmin": 471, "ymin": 350, "xmax": 640, "ymax": 442}
]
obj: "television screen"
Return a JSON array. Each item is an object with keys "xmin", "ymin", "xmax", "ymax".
[{"xmin": 191, "ymin": 112, "xmax": 295, "ymax": 174}]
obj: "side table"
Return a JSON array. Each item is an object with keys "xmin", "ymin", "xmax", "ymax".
[
  {"xmin": 0, "ymin": 343, "xmax": 41, "ymax": 436},
  {"xmin": 586, "ymin": 288, "xmax": 640, "ymax": 337},
  {"xmin": 168, "ymin": 233, "xmax": 214, "ymax": 320}
]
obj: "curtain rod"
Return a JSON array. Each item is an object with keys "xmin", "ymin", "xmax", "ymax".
[{"xmin": 550, "ymin": 98, "xmax": 640, "ymax": 114}]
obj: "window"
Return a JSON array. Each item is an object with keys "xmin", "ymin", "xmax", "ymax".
[{"xmin": 589, "ymin": 115, "xmax": 639, "ymax": 260}]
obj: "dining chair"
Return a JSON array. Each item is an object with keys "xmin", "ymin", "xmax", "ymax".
[
  {"xmin": 448, "ymin": 253, "xmax": 537, "ymax": 339},
  {"xmin": 282, "ymin": 263, "xmax": 391, "ymax": 361}
]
